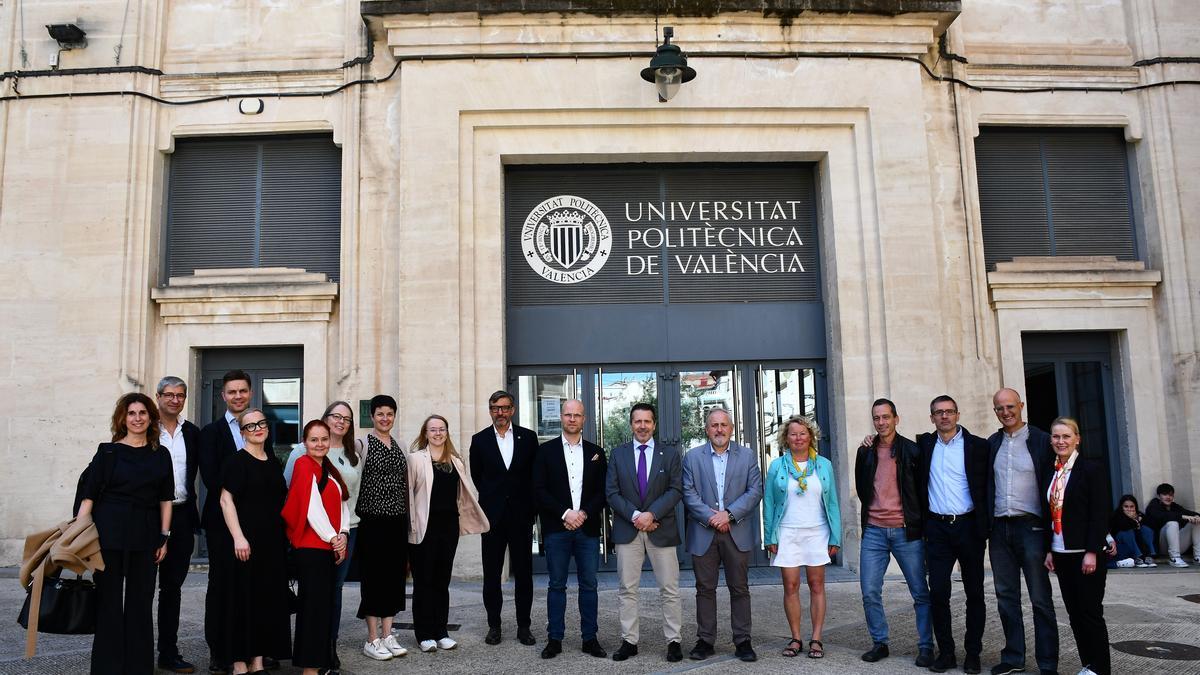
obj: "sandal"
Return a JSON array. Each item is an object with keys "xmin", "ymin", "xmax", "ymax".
[
  {"xmin": 808, "ymin": 639, "xmax": 824, "ymax": 659},
  {"xmin": 782, "ymin": 638, "xmax": 804, "ymax": 657}
]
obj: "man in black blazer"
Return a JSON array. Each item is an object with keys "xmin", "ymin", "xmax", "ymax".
[
  {"xmin": 198, "ymin": 369, "xmax": 253, "ymax": 674},
  {"xmin": 154, "ymin": 376, "xmax": 201, "ymax": 674},
  {"xmin": 916, "ymin": 395, "xmax": 991, "ymax": 674},
  {"xmin": 532, "ymin": 399, "xmax": 608, "ymax": 660},
  {"xmin": 468, "ymin": 390, "xmax": 540, "ymax": 647},
  {"xmin": 605, "ymin": 403, "xmax": 684, "ymax": 663},
  {"xmin": 986, "ymin": 388, "xmax": 1058, "ymax": 675}
]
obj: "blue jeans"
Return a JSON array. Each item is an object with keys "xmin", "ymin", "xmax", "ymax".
[
  {"xmin": 990, "ymin": 516, "xmax": 1058, "ymax": 672},
  {"xmin": 331, "ymin": 527, "xmax": 357, "ymax": 642},
  {"xmin": 859, "ymin": 525, "xmax": 933, "ymax": 650},
  {"xmin": 544, "ymin": 530, "xmax": 599, "ymax": 642},
  {"xmin": 1108, "ymin": 528, "xmax": 1155, "ymax": 568}
]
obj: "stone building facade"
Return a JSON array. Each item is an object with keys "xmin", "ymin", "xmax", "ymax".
[{"xmin": 0, "ymin": 0, "xmax": 1196, "ymax": 573}]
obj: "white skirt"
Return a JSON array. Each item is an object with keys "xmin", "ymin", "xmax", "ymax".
[{"xmin": 772, "ymin": 525, "xmax": 831, "ymax": 568}]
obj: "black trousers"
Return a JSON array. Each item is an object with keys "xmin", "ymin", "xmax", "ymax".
[
  {"xmin": 293, "ymin": 548, "xmax": 336, "ymax": 669},
  {"xmin": 411, "ymin": 514, "xmax": 461, "ymax": 641},
  {"xmin": 1052, "ymin": 551, "xmax": 1111, "ymax": 675},
  {"xmin": 925, "ymin": 514, "xmax": 987, "ymax": 657},
  {"xmin": 93, "ymin": 548, "xmax": 157, "ymax": 675},
  {"xmin": 480, "ymin": 512, "xmax": 534, "ymax": 630},
  {"xmin": 157, "ymin": 506, "xmax": 195, "ymax": 660},
  {"xmin": 356, "ymin": 514, "xmax": 408, "ymax": 618},
  {"xmin": 204, "ymin": 527, "xmax": 231, "ymax": 665}
]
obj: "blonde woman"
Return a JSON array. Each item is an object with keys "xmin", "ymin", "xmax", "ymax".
[
  {"xmin": 762, "ymin": 416, "xmax": 841, "ymax": 659},
  {"xmin": 407, "ymin": 414, "xmax": 489, "ymax": 653}
]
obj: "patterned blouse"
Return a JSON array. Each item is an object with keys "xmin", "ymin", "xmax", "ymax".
[{"xmin": 355, "ymin": 433, "xmax": 408, "ymax": 517}]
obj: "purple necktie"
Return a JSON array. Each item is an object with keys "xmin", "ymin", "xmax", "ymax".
[{"xmin": 637, "ymin": 444, "xmax": 649, "ymax": 502}]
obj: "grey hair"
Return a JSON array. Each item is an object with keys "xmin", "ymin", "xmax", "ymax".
[
  {"xmin": 704, "ymin": 407, "xmax": 732, "ymax": 425},
  {"xmin": 156, "ymin": 376, "xmax": 187, "ymax": 395}
]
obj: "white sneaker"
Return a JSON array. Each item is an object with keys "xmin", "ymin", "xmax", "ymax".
[
  {"xmin": 1143, "ymin": 556, "xmax": 1158, "ymax": 567},
  {"xmin": 1078, "ymin": 667, "xmax": 1099, "ymax": 675},
  {"xmin": 1135, "ymin": 558, "xmax": 1152, "ymax": 568},
  {"xmin": 1115, "ymin": 558, "xmax": 1136, "ymax": 568},
  {"xmin": 382, "ymin": 634, "xmax": 409, "ymax": 657},
  {"xmin": 1170, "ymin": 556, "xmax": 1189, "ymax": 568},
  {"xmin": 437, "ymin": 637, "xmax": 458, "ymax": 650},
  {"xmin": 363, "ymin": 638, "xmax": 393, "ymax": 660},
  {"xmin": 419, "ymin": 639, "xmax": 438, "ymax": 653}
]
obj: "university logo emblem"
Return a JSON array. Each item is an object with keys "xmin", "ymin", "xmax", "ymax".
[{"xmin": 521, "ymin": 195, "xmax": 612, "ymax": 284}]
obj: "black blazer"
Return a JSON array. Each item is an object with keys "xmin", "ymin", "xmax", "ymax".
[
  {"xmin": 533, "ymin": 436, "xmax": 608, "ymax": 538},
  {"xmin": 916, "ymin": 425, "xmax": 991, "ymax": 539},
  {"xmin": 176, "ymin": 420, "xmax": 202, "ymax": 528},
  {"xmin": 198, "ymin": 417, "xmax": 237, "ymax": 533},
  {"xmin": 468, "ymin": 424, "xmax": 540, "ymax": 526},
  {"xmin": 987, "ymin": 424, "xmax": 1056, "ymax": 544},
  {"xmin": 1045, "ymin": 456, "xmax": 1109, "ymax": 555}
]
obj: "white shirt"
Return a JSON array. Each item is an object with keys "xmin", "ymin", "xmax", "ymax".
[
  {"xmin": 159, "ymin": 418, "xmax": 189, "ymax": 504},
  {"xmin": 710, "ymin": 446, "xmax": 729, "ymax": 511},
  {"xmin": 631, "ymin": 438, "xmax": 655, "ymax": 521},
  {"xmin": 562, "ymin": 435, "xmax": 584, "ymax": 519},
  {"xmin": 780, "ymin": 467, "xmax": 827, "ymax": 529},
  {"xmin": 225, "ymin": 410, "xmax": 246, "ymax": 451},
  {"xmin": 495, "ymin": 425, "xmax": 515, "ymax": 470},
  {"xmin": 929, "ymin": 427, "xmax": 974, "ymax": 516}
]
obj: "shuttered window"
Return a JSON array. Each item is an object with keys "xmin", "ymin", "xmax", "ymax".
[
  {"xmin": 975, "ymin": 128, "xmax": 1137, "ymax": 270},
  {"xmin": 165, "ymin": 134, "xmax": 341, "ymax": 282}
]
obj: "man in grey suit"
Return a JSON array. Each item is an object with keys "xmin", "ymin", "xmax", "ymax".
[
  {"xmin": 605, "ymin": 403, "xmax": 684, "ymax": 663},
  {"xmin": 681, "ymin": 407, "xmax": 764, "ymax": 663}
]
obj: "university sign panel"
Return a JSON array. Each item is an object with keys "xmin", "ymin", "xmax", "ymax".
[{"xmin": 504, "ymin": 163, "xmax": 825, "ymax": 364}]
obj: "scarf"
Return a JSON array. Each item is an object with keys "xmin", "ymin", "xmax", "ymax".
[
  {"xmin": 785, "ymin": 448, "xmax": 819, "ymax": 495},
  {"xmin": 1049, "ymin": 451, "xmax": 1078, "ymax": 536}
]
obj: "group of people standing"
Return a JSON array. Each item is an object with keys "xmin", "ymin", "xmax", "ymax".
[{"xmin": 75, "ymin": 374, "xmax": 1129, "ymax": 675}]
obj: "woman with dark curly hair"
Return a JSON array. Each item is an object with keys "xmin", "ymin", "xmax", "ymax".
[
  {"xmin": 1108, "ymin": 494, "xmax": 1156, "ymax": 568},
  {"xmin": 76, "ymin": 392, "xmax": 174, "ymax": 675}
]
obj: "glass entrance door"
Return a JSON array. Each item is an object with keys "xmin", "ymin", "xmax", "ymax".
[{"xmin": 510, "ymin": 361, "xmax": 828, "ymax": 571}]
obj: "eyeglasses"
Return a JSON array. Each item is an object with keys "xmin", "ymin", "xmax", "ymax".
[
  {"xmin": 993, "ymin": 405, "xmax": 1018, "ymax": 413},
  {"xmin": 240, "ymin": 420, "xmax": 269, "ymax": 431},
  {"xmin": 327, "ymin": 413, "xmax": 353, "ymax": 424},
  {"xmin": 489, "ymin": 405, "xmax": 514, "ymax": 413},
  {"xmin": 159, "ymin": 393, "xmax": 186, "ymax": 401},
  {"xmin": 427, "ymin": 427, "xmax": 448, "ymax": 434},
  {"xmin": 931, "ymin": 410, "xmax": 958, "ymax": 417}
]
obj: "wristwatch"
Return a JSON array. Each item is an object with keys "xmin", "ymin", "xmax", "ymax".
[{"xmin": 725, "ymin": 509, "xmax": 736, "ymax": 523}]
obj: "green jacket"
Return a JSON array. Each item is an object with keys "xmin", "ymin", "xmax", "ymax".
[{"xmin": 762, "ymin": 453, "xmax": 841, "ymax": 548}]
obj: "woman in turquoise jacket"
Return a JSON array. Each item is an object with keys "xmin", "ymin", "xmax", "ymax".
[{"xmin": 762, "ymin": 415, "xmax": 841, "ymax": 659}]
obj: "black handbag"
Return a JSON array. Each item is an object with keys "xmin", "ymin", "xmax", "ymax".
[{"xmin": 18, "ymin": 573, "xmax": 97, "ymax": 635}]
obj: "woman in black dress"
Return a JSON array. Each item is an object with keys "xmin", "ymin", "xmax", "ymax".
[
  {"xmin": 219, "ymin": 408, "xmax": 291, "ymax": 675},
  {"xmin": 355, "ymin": 394, "xmax": 410, "ymax": 661},
  {"xmin": 1043, "ymin": 416, "xmax": 1111, "ymax": 675},
  {"xmin": 77, "ymin": 393, "xmax": 174, "ymax": 675}
]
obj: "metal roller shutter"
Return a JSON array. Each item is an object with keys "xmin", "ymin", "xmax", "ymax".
[
  {"xmin": 975, "ymin": 128, "xmax": 1136, "ymax": 271},
  {"xmin": 166, "ymin": 134, "xmax": 342, "ymax": 281}
]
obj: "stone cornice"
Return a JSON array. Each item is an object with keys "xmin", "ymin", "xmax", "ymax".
[
  {"xmin": 362, "ymin": 1, "xmax": 962, "ymax": 18},
  {"xmin": 988, "ymin": 257, "xmax": 1161, "ymax": 309},
  {"xmin": 151, "ymin": 268, "xmax": 339, "ymax": 325}
]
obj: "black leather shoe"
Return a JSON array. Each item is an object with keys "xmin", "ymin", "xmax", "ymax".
[
  {"xmin": 862, "ymin": 643, "xmax": 890, "ymax": 662},
  {"xmin": 485, "ymin": 627, "xmax": 502, "ymax": 645},
  {"xmin": 963, "ymin": 654, "xmax": 982, "ymax": 674},
  {"xmin": 916, "ymin": 648, "xmax": 934, "ymax": 667},
  {"xmin": 612, "ymin": 640, "xmax": 638, "ymax": 661},
  {"xmin": 930, "ymin": 652, "xmax": 957, "ymax": 672},
  {"xmin": 517, "ymin": 627, "xmax": 536, "ymax": 646},
  {"xmin": 581, "ymin": 638, "xmax": 607, "ymax": 658},
  {"xmin": 666, "ymin": 641, "xmax": 683, "ymax": 662},
  {"xmin": 263, "ymin": 657, "xmax": 280, "ymax": 670},
  {"xmin": 734, "ymin": 640, "xmax": 757, "ymax": 662},
  {"xmin": 989, "ymin": 663, "xmax": 1025, "ymax": 675},
  {"xmin": 157, "ymin": 655, "xmax": 196, "ymax": 673},
  {"xmin": 689, "ymin": 639, "xmax": 714, "ymax": 660},
  {"xmin": 541, "ymin": 639, "xmax": 562, "ymax": 659},
  {"xmin": 207, "ymin": 664, "xmax": 228, "ymax": 674}
]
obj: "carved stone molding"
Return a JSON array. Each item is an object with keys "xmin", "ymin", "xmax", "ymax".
[
  {"xmin": 988, "ymin": 256, "xmax": 1161, "ymax": 309},
  {"xmin": 151, "ymin": 268, "xmax": 339, "ymax": 325}
]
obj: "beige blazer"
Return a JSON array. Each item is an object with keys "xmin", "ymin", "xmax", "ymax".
[{"xmin": 407, "ymin": 449, "xmax": 490, "ymax": 544}]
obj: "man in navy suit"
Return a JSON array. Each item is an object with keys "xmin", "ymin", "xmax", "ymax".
[
  {"xmin": 605, "ymin": 403, "xmax": 683, "ymax": 663},
  {"xmin": 198, "ymin": 369, "xmax": 253, "ymax": 674},
  {"xmin": 155, "ymin": 376, "xmax": 201, "ymax": 674},
  {"xmin": 468, "ymin": 390, "xmax": 540, "ymax": 647},
  {"xmin": 681, "ymin": 407, "xmax": 763, "ymax": 663},
  {"xmin": 532, "ymin": 399, "xmax": 608, "ymax": 660}
]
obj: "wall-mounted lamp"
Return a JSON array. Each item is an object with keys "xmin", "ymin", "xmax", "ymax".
[{"xmin": 640, "ymin": 27, "xmax": 696, "ymax": 103}]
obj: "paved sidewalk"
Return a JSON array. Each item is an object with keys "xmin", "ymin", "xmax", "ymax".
[{"xmin": 3, "ymin": 565, "xmax": 1199, "ymax": 674}]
